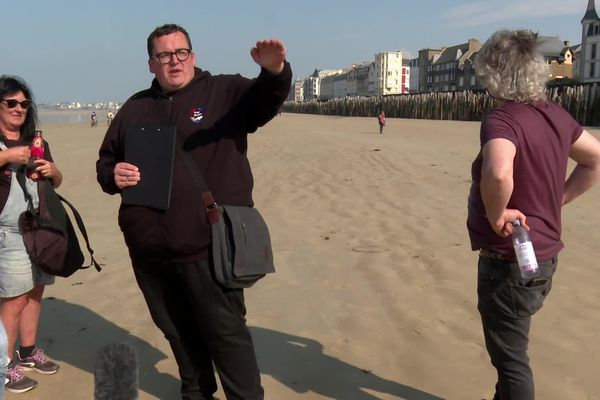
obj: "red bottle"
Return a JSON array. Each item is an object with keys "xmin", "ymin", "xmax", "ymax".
[{"xmin": 27, "ymin": 130, "xmax": 44, "ymax": 181}]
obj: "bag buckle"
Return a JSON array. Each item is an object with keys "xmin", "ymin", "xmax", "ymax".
[{"xmin": 206, "ymin": 202, "xmax": 220, "ymax": 224}]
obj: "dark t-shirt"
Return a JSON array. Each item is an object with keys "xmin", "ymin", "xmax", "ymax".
[
  {"xmin": 0, "ymin": 137, "xmax": 54, "ymax": 209},
  {"xmin": 467, "ymin": 101, "xmax": 583, "ymax": 260}
]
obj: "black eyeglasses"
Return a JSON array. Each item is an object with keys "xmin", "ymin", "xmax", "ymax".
[
  {"xmin": 0, "ymin": 99, "xmax": 32, "ymax": 109},
  {"xmin": 153, "ymin": 48, "xmax": 192, "ymax": 64}
]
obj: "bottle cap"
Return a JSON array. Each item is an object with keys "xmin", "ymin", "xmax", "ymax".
[{"xmin": 512, "ymin": 219, "xmax": 521, "ymax": 226}]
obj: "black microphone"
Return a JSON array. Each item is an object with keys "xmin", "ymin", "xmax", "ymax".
[{"xmin": 94, "ymin": 342, "xmax": 139, "ymax": 400}]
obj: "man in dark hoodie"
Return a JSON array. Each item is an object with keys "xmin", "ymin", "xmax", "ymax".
[{"xmin": 96, "ymin": 24, "xmax": 291, "ymax": 400}]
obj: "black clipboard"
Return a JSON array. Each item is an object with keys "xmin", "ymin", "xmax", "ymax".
[{"xmin": 122, "ymin": 126, "xmax": 176, "ymax": 210}]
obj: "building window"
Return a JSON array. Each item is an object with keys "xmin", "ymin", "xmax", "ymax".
[
  {"xmin": 593, "ymin": 44, "xmax": 597, "ymax": 60},
  {"xmin": 591, "ymin": 62, "xmax": 596, "ymax": 78}
]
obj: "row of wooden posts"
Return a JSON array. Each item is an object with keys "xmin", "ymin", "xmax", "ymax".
[{"xmin": 282, "ymin": 83, "xmax": 600, "ymax": 126}]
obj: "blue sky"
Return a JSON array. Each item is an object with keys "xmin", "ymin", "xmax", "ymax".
[{"xmin": 1, "ymin": 0, "xmax": 592, "ymax": 103}]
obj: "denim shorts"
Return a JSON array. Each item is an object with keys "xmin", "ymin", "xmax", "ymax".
[{"xmin": 0, "ymin": 229, "xmax": 54, "ymax": 298}]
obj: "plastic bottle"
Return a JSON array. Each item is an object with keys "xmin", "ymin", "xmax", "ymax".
[
  {"xmin": 512, "ymin": 219, "xmax": 540, "ymax": 279},
  {"xmin": 27, "ymin": 130, "xmax": 44, "ymax": 181}
]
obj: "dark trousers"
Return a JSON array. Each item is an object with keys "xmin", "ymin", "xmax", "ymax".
[
  {"xmin": 131, "ymin": 258, "xmax": 264, "ymax": 400},
  {"xmin": 477, "ymin": 255, "xmax": 557, "ymax": 400}
]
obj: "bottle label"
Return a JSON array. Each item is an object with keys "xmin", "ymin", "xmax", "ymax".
[{"xmin": 514, "ymin": 242, "xmax": 539, "ymax": 274}]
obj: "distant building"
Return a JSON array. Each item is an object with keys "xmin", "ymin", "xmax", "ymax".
[
  {"xmin": 319, "ymin": 69, "xmax": 344, "ymax": 100},
  {"xmin": 418, "ymin": 48, "xmax": 442, "ymax": 93},
  {"xmin": 401, "ymin": 59, "xmax": 411, "ymax": 93},
  {"xmin": 372, "ymin": 51, "xmax": 404, "ymax": 95},
  {"xmin": 303, "ymin": 70, "xmax": 320, "ymax": 101},
  {"xmin": 429, "ymin": 39, "xmax": 481, "ymax": 92},
  {"xmin": 333, "ymin": 69, "xmax": 351, "ymax": 98},
  {"xmin": 580, "ymin": 0, "xmax": 600, "ymax": 82},
  {"xmin": 536, "ymin": 36, "xmax": 574, "ymax": 79},
  {"xmin": 408, "ymin": 58, "xmax": 419, "ymax": 93},
  {"xmin": 459, "ymin": 51, "xmax": 481, "ymax": 91},
  {"xmin": 293, "ymin": 80, "xmax": 304, "ymax": 102},
  {"xmin": 571, "ymin": 43, "xmax": 583, "ymax": 80},
  {"xmin": 347, "ymin": 62, "xmax": 372, "ymax": 96}
]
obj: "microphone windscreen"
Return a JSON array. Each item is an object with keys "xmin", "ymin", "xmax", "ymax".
[{"xmin": 94, "ymin": 342, "xmax": 139, "ymax": 400}]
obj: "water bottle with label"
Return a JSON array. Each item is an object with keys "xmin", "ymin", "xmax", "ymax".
[{"xmin": 512, "ymin": 219, "xmax": 540, "ymax": 279}]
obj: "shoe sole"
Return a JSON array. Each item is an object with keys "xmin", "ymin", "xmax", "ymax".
[
  {"xmin": 6, "ymin": 384, "xmax": 37, "ymax": 394},
  {"xmin": 18, "ymin": 365, "xmax": 59, "ymax": 375}
]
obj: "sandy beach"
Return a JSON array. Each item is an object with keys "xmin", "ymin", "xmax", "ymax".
[{"xmin": 7, "ymin": 114, "xmax": 600, "ymax": 400}]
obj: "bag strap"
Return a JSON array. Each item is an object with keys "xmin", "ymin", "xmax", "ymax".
[
  {"xmin": 57, "ymin": 193, "xmax": 102, "ymax": 272},
  {"xmin": 0, "ymin": 140, "xmax": 32, "ymax": 210},
  {"xmin": 15, "ymin": 169, "xmax": 36, "ymax": 213},
  {"xmin": 174, "ymin": 136, "xmax": 220, "ymax": 224}
]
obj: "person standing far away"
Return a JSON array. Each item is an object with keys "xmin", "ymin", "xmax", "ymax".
[
  {"xmin": 378, "ymin": 111, "xmax": 386, "ymax": 134},
  {"xmin": 0, "ymin": 75, "xmax": 63, "ymax": 395},
  {"xmin": 106, "ymin": 111, "xmax": 114, "ymax": 126},
  {"xmin": 91, "ymin": 111, "xmax": 97, "ymax": 127},
  {"xmin": 466, "ymin": 29, "xmax": 600, "ymax": 400},
  {"xmin": 96, "ymin": 24, "xmax": 291, "ymax": 400}
]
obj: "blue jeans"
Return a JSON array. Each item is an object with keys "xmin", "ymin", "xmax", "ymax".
[{"xmin": 477, "ymin": 255, "xmax": 557, "ymax": 400}]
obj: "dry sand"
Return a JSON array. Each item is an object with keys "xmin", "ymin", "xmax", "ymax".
[{"xmin": 7, "ymin": 114, "xmax": 600, "ymax": 400}]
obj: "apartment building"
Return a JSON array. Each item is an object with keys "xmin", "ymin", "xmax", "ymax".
[
  {"xmin": 418, "ymin": 49, "xmax": 442, "ymax": 93},
  {"xmin": 580, "ymin": 0, "xmax": 600, "ymax": 82},
  {"xmin": 347, "ymin": 62, "xmax": 372, "ymax": 96},
  {"xmin": 319, "ymin": 69, "xmax": 346, "ymax": 100},
  {"xmin": 303, "ymin": 70, "xmax": 320, "ymax": 101},
  {"xmin": 408, "ymin": 58, "xmax": 419, "ymax": 93},
  {"xmin": 428, "ymin": 39, "xmax": 481, "ymax": 92},
  {"xmin": 536, "ymin": 36, "xmax": 574, "ymax": 79},
  {"xmin": 372, "ymin": 51, "xmax": 404, "ymax": 95},
  {"xmin": 293, "ymin": 80, "xmax": 304, "ymax": 102}
]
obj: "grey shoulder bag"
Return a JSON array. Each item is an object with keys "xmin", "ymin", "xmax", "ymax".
[{"xmin": 176, "ymin": 143, "xmax": 275, "ymax": 289}]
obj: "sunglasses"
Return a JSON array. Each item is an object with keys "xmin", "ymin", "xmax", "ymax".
[{"xmin": 0, "ymin": 99, "xmax": 32, "ymax": 109}]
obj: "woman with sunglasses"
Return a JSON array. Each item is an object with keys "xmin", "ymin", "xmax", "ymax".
[{"xmin": 0, "ymin": 75, "xmax": 62, "ymax": 394}]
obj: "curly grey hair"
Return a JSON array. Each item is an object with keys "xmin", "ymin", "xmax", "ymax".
[{"xmin": 474, "ymin": 30, "xmax": 549, "ymax": 102}]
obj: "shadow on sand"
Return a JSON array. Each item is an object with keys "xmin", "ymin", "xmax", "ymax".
[
  {"xmin": 36, "ymin": 299, "xmax": 443, "ymax": 399},
  {"xmin": 251, "ymin": 326, "xmax": 444, "ymax": 400},
  {"xmin": 38, "ymin": 297, "xmax": 180, "ymax": 399}
]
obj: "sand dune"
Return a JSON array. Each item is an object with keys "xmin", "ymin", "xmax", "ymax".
[{"xmin": 7, "ymin": 114, "xmax": 600, "ymax": 399}]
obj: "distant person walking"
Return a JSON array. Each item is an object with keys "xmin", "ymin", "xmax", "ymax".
[
  {"xmin": 377, "ymin": 111, "xmax": 385, "ymax": 134},
  {"xmin": 106, "ymin": 111, "xmax": 114, "ymax": 126},
  {"xmin": 467, "ymin": 29, "xmax": 600, "ymax": 400},
  {"xmin": 90, "ymin": 111, "xmax": 97, "ymax": 128}
]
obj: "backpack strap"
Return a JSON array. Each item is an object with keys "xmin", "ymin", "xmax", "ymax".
[{"xmin": 57, "ymin": 194, "xmax": 101, "ymax": 272}]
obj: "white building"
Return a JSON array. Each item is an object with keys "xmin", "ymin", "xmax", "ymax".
[
  {"xmin": 293, "ymin": 80, "xmax": 304, "ymax": 101},
  {"xmin": 372, "ymin": 51, "xmax": 404, "ymax": 95},
  {"xmin": 581, "ymin": 0, "xmax": 600, "ymax": 82}
]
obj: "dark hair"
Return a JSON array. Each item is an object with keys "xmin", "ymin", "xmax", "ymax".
[
  {"xmin": 147, "ymin": 24, "xmax": 192, "ymax": 58},
  {"xmin": 0, "ymin": 75, "xmax": 38, "ymax": 141}
]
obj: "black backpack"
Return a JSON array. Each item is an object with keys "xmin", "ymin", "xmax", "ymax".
[{"xmin": 18, "ymin": 176, "xmax": 101, "ymax": 277}]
